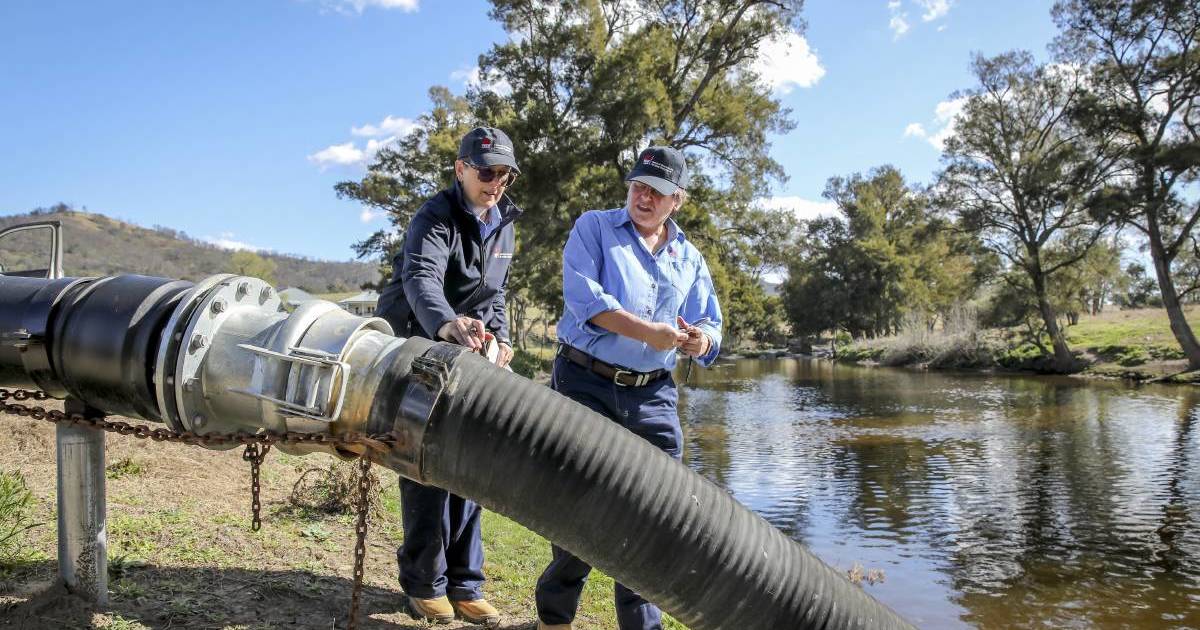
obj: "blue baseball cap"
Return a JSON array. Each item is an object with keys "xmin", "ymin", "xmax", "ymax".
[
  {"xmin": 625, "ymin": 146, "xmax": 689, "ymax": 195},
  {"xmin": 458, "ymin": 127, "xmax": 520, "ymax": 172}
]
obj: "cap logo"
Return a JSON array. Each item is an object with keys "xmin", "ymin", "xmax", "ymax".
[
  {"xmin": 481, "ymin": 137, "xmax": 492, "ymax": 148},
  {"xmin": 640, "ymin": 157, "xmax": 673, "ymax": 175}
]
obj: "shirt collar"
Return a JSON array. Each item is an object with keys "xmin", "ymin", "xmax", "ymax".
[
  {"xmin": 615, "ymin": 206, "xmax": 686, "ymax": 242},
  {"xmin": 451, "ymin": 180, "xmax": 523, "ymax": 222}
]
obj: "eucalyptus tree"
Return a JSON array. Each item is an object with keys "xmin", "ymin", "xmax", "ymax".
[
  {"xmin": 1053, "ymin": 0, "xmax": 1200, "ymax": 368},
  {"xmin": 783, "ymin": 166, "xmax": 979, "ymax": 338},
  {"xmin": 340, "ymin": 0, "xmax": 805, "ymax": 346},
  {"xmin": 938, "ymin": 52, "xmax": 1117, "ymax": 372}
]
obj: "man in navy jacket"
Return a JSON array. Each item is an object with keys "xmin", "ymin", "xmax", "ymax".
[{"xmin": 376, "ymin": 126, "xmax": 522, "ymax": 627}]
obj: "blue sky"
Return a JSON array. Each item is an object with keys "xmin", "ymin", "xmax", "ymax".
[{"xmin": 0, "ymin": 0, "xmax": 1059, "ymax": 261}]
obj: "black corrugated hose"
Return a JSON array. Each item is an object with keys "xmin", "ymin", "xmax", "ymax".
[{"xmin": 400, "ymin": 344, "xmax": 916, "ymax": 630}]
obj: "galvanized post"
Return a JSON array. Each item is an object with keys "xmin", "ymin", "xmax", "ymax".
[{"xmin": 56, "ymin": 399, "xmax": 107, "ymax": 604}]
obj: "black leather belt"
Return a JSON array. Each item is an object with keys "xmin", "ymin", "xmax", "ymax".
[{"xmin": 557, "ymin": 345, "xmax": 669, "ymax": 387}]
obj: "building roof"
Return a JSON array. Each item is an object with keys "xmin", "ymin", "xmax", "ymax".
[
  {"xmin": 338, "ymin": 290, "xmax": 380, "ymax": 305},
  {"xmin": 278, "ymin": 287, "xmax": 318, "ymax": 304}
]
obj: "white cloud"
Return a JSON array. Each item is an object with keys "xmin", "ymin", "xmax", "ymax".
[
  {"xmin": 760, "ymin": 196, "xmax": 839, "ymax": 222},
  {"xmin": 205, "ymin": 232, "xmax": 265, "ymax": 252},
  {"xmin": 904, "ymin": 96, "xmax": 967, "ymax": 150},
  {"xmin": 751, "ymin": 31, "xmax": 825, "ymax": 93},
  {"xmin": 887, "ymin": 0, "xmax": 910, "ymax": 39},
  {"xmin": 917, "ymin": 0, "xmax": 952, "ymax": 22},
  {"xmin": 934, "ymin": 96, "xmax": 966, "ymax": 123},
  {"xmin": 352, "ymin": 115, "xmax": 416, "ymax": 137},
  {"xmin": 307, "ymin": 142, "xmax": 366, "ymax": 170},
  {"xmin": 359, "ymin": 208, "xmax": 386, "ymax": 223},
  {"xmin": 309, "ymin": 113, "xmax": 421, "ymax": 170},
  {"xmin": 451, "ymin": 65, "xmax": 513, "ymax": 96},
  {"xmin": 889, "ymin": 1, "xmax": 953, "ymax": 39},
  {"xmin": 318, "ymin": 0, "xmax": 418, "ymax": 14}
]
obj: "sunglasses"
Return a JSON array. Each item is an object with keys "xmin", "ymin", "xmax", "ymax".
[{"xmin": 464, "ymin": 162, "xmax": 519, "ymax": 186}]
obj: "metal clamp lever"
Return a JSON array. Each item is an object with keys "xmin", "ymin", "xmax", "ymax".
[{"xmin": 231, "ymin": 343, "xmax": 350, "ymax": 423}]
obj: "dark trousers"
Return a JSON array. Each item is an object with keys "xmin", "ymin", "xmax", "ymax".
[
  {"xmin": 397, "ymin": 478, "xmax": 486, "ymax": 601},
  {"xmin": 535, "ymin": 354, "xmax": 681, "ymax": 630}
]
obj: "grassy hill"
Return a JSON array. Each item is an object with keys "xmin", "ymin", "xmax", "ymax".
[{"xmin": 0, "ymin": 206, "xmax": 378, "ymax": 293}]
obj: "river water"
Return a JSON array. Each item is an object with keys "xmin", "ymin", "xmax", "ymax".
[{"xmin": 677, "ymin": 357, "xmax": 1200, "ymax": 629}]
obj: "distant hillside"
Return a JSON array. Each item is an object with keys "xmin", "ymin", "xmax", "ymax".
[{"xmin": 0, "ymin": 206, "xmax": 377, "ymax": 293}]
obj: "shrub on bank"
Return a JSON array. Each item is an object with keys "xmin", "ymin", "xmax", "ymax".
[
  {"xmin": 841, "ymin": 309, "xmax": 996, "ymax": 369},
  {"xmin": 0, "ymin": 471, "xmax": 40, "ymax": 572}
]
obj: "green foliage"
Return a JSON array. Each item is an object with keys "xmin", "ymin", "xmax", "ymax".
[
  {"xmin": 1093, "ymin": 344, "xmax": 1150, "ymax": 366},
  {"xmin": 1053, "ymin": 0, "xmax": 1200, "ymax": 364},
  {"xmin": 0, "ymin": 207, "xmax": 374, "ymax": 292},
  {"xmin": 1047, "ymin": 236, "xmax": 1125, "ymax": 321},
  {"xmin": 339, "ymin": 0, "xmax": 805, "ymax": 348},
  {"xmin": 106, "ymin": 457, "xmax": 148, "ymax": 480},
  {"xmin": 782, "ymin": 166, "xmax": 981, "ymax": 338},
  {"xmin": 996, "ymin": 342, "xmax": 1048, "ymax": 369},
  {"xmin": 938, "ymin": 51, "xmax": 1114, "ymax": 372},
  {"xmin": 0, "ymin": 471, "xmax": 41, "ymax": 567},
  {"xmin": 228, "ymin": 250, "xmax": 277, "ymax": 285},
  {"xmin": 509, "ymin": 348, "xmax": 552, "ymax": 380}
]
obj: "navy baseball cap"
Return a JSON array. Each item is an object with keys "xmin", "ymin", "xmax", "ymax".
[
  {"xmin": 458, "ymin": 127, "xmax": 520, "ymax": 172},
  {"xmin": 626, "ymin": 146, "xmax": 689, "ymax": 195}
]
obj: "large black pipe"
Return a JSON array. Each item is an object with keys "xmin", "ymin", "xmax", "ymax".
[
  {"xmin": 50, "ymin": 275, "xmax": 193, "ymax": 420},
  {"xmin": 1, "ymin": 274, "xmax": 916, "ymax": 629},
  {"xmin": 372, "ymin": 338, "xmax": 915, "ymax": 630}
]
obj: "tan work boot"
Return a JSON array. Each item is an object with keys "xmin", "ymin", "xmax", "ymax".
[
  {"xmin": 452, "ymin": 598, "xmax": 501, "ymax": 627},
  {"xmin": 536, "ymin": 621, "xmax": 573, "ymax": 630},
  {"xmin": 407, "ymin": 595, "xmax": 455, "ymax": 624}
]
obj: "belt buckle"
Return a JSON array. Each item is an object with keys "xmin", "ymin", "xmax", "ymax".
[
  {"xmin": 612, "ymin": 369, "xmax": 649, "ymax": 387},
  {"xmin": 612, "ymin": 368, "xmax": 634, "ymax": 387}
]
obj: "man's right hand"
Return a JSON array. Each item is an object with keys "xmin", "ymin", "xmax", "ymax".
[
  {"xmin": 645, "ymin": 322, "xmax": 689, "ymax": 351},
  {"xmin": 438, "ymin": 316, "xmax": 487, "ymax": 350}
]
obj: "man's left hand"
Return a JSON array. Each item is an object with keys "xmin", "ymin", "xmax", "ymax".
[
  {"xmin": 677, "ymin": 316, "xmax": 711, "ymax": 358},
  {"xmin": 496, "ymin": 342, "xmax": 514, "ymax": 368}
]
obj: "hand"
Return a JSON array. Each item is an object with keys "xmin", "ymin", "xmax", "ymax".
[
  {"xmin": 496, "ymin": 342, "xmax": 514, "ymax": 368},
  {"xmin": 677, "ymin": 316, "xmax": 711, "ymax": 358},
  {"xmin": 646, "ymin": 321, "xmax": 689, "ymax": 352},
  {"xmin": 437, "ymin": 316, "xmax": 486, "ymax": 350}
]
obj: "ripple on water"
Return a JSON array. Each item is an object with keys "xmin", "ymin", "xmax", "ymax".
[{"xmin": 681, "ymin": 357, "xmax": 1200, "ymax": 629}]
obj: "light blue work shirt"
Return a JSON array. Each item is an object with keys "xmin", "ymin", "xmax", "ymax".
[
  {"xmin": 473, "ymin": 204, "xmax": 501, "ymax": 241},
  {"xmin": 558, "ymin": 206, "xmax": 723, "ymax": 373}
]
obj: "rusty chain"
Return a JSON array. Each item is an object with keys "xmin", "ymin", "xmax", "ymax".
[
  {"xmin": 241, "ymin": 443, "xmax": 272, "ymax": 532},
  {"xmin": 348, "ymin": 454, "xmax": 374, "ymax": 630},
  {"xmin": 0, "ymin": 386, "xmax": 392, "ymax": 630}
]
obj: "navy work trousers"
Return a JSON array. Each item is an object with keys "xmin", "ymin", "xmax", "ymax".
[
  {"xmin": 535, "ymin": 354, "xmax": 681, "ymax": 630},
  {"xmin": 397, "ymin": 478, "xmax": 486, "ymax": 601}
]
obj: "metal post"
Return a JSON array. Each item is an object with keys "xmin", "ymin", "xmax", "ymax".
[{"xmin": 56, "ymin": 399, "xmax": 107, "ymax": 604}]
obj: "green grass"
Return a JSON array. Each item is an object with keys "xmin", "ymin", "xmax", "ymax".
[
  {"xmin": 108, "ymin": 509, "xmax": 241, "ymax": 568},
  {"xmin": 369, "ymin": 471, "xmax": 686, "ymax": 628},
  {"xmin": 0, "ymin": 470, "xmax": 41, "ymax": 570},
  {"xmin": 839, "ymin": 307, "xmax": 1200, "ymax": 378},
  {"xmin": 106, "ymin": 457, "xmax": 148, "ymax": 480},
  {"xmin": 1065, "ymin": 307, "xmax": 1197, "ymax": 357},
  {"xmin": 479, "ymin": 510, "xmax": 687, "ymax": 629}
]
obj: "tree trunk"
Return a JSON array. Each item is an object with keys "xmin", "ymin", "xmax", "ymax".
[
  {"xmin": 1148, "ymin": 229, "xmax": 1200, "ymax": 370},
  {"xmin": 1033, "ymin": 274, "xmax": 1075, "ymax": 372}
]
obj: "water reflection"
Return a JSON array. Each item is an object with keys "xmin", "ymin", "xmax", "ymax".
[{"xmin": 677, "ymin": 357, "xmax": 1200, "ymax": 629}]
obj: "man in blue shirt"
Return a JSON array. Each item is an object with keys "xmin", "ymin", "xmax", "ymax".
[{"xmin": 535, "ymin": 146, "xmax": 723, "ymax": 630}]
